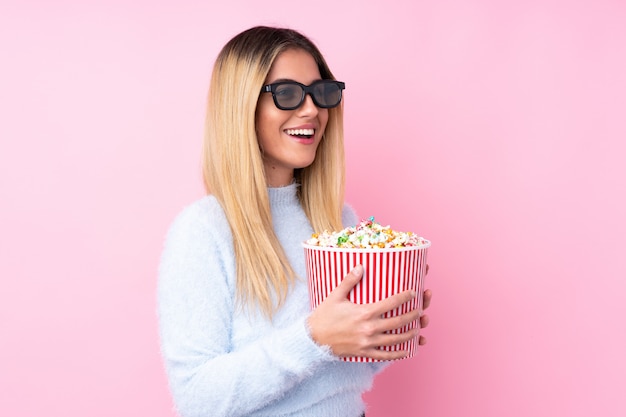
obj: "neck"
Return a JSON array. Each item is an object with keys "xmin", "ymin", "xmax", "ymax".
[{"xmin": 265, "ymin": 168, "xmax": 294, "ymax": 187}]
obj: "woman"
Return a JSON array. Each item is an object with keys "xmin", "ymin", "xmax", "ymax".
[{"xmin": 158, "ymin": 26, "xmax": 432, "ymax": 417}]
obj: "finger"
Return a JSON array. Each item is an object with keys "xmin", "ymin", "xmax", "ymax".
[
  {"xmin": 366, "ymin": 329, "xmax": 420, "ymax": 360},
  {"xmin": 426, "ymin": 264, "xmax": 430, "ymax": 275},
  {"xmin": 358, "ymin": 347, "xmax": 412, "ymax": 362},
  {"xmin": 356, "ymin": 329, "xmax": 420, "ymax": 361},
  {"xmin": 422, "ymin": 289, "xmax": 432, "ymax": 310},
  {"xmin": 374, "ymin": 328, "xmax": 419, "ymax": 348},
  {"xmin": 372, "ymin": 289, "xmax": 416, "ymax": 316},
  {"xmin": 330, "ymin": 265, "xmax": 363, "ymax": 300},
  {"xmin": 420, "ymin": 314, "xmax": 429, "ymax": 329},
  {"xmin": 377, "ymin": 308, "xmax": 421, "ymax": 333},
  {"xmin": 418, "ymin": 335, "xmax": 427, "ymax": 346}
]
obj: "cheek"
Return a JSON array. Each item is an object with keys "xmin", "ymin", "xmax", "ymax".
[
  {"xmin": 256, "ymin": 105, "xmax": 285, "ymax": 136},
  {"xmin": 320, "ymin": 110, "xmax": 330, "ymax": 132},
  {"xmin": 255, "ymin": 112, "xmax": 274, "ymax": 146},
  {"xmin": 256, "ymin": 114, "xmax": 290, "ymax": 155}
]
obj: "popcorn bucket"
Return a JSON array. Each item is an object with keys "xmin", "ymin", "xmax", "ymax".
[{"xmin": 303, "ymin": 242, "xmax": 430, "ymax": 362}]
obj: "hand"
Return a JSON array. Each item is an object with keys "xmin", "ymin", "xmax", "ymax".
[
  {"xmin": 307, "ymin": 265, "xmax": 421, "ymax": 361},
  {"xmin": 418, "ymin": 263, "xmax": 432, "ymax": 346}
]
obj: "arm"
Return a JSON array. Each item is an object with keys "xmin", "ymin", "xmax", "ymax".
[{"xmin": 157, "ymin": 203, "xmax": 335, "ymax": 417}]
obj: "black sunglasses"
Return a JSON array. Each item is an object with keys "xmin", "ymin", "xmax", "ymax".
[{"xmin": 260, "ymin": 80, "xmax": 346, "ymax": 110}]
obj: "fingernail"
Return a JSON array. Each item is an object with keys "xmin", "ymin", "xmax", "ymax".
[{"xmin": 352, "ymin": 265, "xmax": 363, "ymax": 275}]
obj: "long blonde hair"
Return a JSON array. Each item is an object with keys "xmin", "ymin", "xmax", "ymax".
[{"xmin": 202, "ymin": 26, "xmax": 346, "ymax": 317}]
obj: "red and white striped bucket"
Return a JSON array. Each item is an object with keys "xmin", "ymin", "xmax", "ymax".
[{"xmin": 303, "ymin": 242, "xmax": 430, "ymax": 362}]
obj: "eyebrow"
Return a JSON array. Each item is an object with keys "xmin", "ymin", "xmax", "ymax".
[{"xmin": 267, "ymin": 78, "xmax": 323, "ymax": 85}]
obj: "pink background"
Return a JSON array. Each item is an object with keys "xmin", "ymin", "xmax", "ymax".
[{"xmin": 1, "ymin": 1, "xmax": 625, "ymax": 416}]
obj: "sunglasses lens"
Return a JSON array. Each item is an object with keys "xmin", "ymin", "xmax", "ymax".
[
  {"xmin": 313, "ymin": 82, "xmax": 342, "ymax": 108},
  {"xmin": 274, "ymin": 84, "xmax": 304, "ymax": 109}
]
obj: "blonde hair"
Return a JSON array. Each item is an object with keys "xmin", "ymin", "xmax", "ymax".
[{"xmin": 202, "ymin": 26, "xmax": 345, "ymax": 317}]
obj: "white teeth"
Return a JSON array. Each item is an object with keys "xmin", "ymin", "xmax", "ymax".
[{"xmin": 285, "ymin": 128, "xmax": 314, "ymax": 136}]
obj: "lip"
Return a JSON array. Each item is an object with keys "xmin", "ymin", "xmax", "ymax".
[
  {"xmin": 284, "ymin": 123, "xmax": 316, "ymax": 132},
  {"xmin": 283, "ymin": 123, "xmax": 317, "ymax": 144}
]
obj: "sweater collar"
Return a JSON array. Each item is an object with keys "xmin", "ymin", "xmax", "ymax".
[{"xmin": 268, "ymin": 182, "xmax": 299, "ymax": 209}]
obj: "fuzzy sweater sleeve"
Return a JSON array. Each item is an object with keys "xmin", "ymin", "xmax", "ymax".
[{"xmin": 157, "ymin": 201, "xmax": 337, "ymax": 417}]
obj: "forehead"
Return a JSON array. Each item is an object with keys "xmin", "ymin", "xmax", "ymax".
[{"xmin": 265, "ymin": 48, "xmax": 321, "ymax": 84}]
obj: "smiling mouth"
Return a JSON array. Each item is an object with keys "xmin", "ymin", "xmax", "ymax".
[{"xmin": 285, "ymin": 128, "xmax": 315, "ymax": 139}]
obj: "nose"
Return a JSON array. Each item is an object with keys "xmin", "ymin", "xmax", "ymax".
[{"xmin": 296, "ymin": 93, "xmax": 319, "ymax": 117}]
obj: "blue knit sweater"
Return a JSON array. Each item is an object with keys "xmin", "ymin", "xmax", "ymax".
[{"xmin": 158, "ymin": 184, "xmax": 386, "ymax": 417}]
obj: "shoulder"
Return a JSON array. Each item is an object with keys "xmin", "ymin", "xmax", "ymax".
[
  {"xmin": 162, "ymin": 195, "xmax": 233, "ymax": 255},
  {"xmin": 167, "ymin": 195, "xmax": 229, "ymax": 236}
]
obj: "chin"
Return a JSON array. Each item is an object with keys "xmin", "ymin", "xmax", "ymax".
[{"xmin": 295, "ymin": 155, "xmax": 318, "ymax": 170}]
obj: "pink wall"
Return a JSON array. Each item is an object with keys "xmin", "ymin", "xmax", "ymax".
[{"xmin": 1, "ymin": 1, "xmax": 625, "ymax": 416}]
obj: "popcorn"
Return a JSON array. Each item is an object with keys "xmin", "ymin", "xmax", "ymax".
[{"xmin": 306, "ymin": 216, "xmax": 427, "ymax": 249}]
